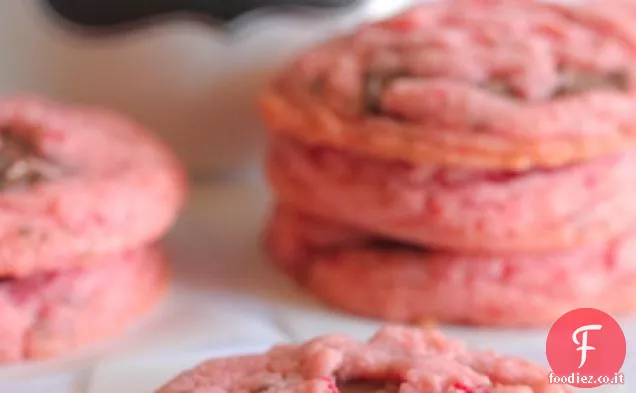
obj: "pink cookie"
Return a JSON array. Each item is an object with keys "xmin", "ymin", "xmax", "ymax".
[
  {"xmin": 0, "ymin": 245, "xmax": 168, "ymax": 363},
  {"xmin": 265, "ymin": 205, "xmax": 636, "ymax": 327},
  {"xmin": 268, "ymin": 137, "xmax": 636, "ymax": 253},
  {"xmin": 260, "ymin": 0, "xmax": 636, "ymax": 170},
  {"xmin": 157, "ymin": 325, "xmax": 573, "ymax": 393},
  {"xmin": 0, "ymin": 97, "xmax": 187, "ymax": 277}
]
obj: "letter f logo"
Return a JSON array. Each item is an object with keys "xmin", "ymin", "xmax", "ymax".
[{"xmin": 572, "ymin": 324, "xmax": 603, "ymax": 368}]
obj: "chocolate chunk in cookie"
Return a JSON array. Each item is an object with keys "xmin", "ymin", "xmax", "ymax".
[{"xmin": 0, "ymin": 130, "xmax": 61, "ymax": 190}]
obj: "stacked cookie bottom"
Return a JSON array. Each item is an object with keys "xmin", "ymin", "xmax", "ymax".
[
  {"xmin": 0, "ymin": 248, "xmax": 168, "ymax": 362},
  {"xmin": 263, "ymin": 138, "xmax": 636, "ymax": 327},
  {"xmin": 0, "ymin": 98, "xmax": 186, "ymax": 363}
]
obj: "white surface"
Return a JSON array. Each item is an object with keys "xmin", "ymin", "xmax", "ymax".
[
  {"xmin": 1, "ymin": 184, "xmax": 631, "ymax": 393},
  {"xmin": 0, "ymin": 0, "xmax": 413, "ymax": 176}
]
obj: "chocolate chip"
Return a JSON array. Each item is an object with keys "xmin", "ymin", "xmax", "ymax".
[
  {"xmin": 480, "ymin": 70, "xmax": 629, "ymax": 99},
  {"xmin": 252, "ymin": 384, "xmax": 273, "ymax": 393},
  {"xmin": 481, "ymin": 79, "xmax": 516, "ymax": 97},
  {"xmin": 364, "ymin": 74, "xmax": 386, "ymax": 114},
  {"xmin": 553, "ymin": 70, "xmax": 629, "ymax": 97},
  {"xmin": 337, "ymin": 380, "xmax": 401, "ymax": 393},
  {"xmin": 363, "ymin": 71, "xmax": 408, "ymax": 114},
  {"xmin": 0, "ymin": 129, "xmax": 61, "ymax": 190},
  {"xmin": 18, "ymin": 226, "xmax": 33, "ymax": 237},
  {"xmin": 310, "ymin": 77, "xmax": 325, "ymax": 95}
]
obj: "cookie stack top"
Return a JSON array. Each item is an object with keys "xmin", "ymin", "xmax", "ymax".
[
  {"xmin": 260, "ymin": 0, "xmax": 636, "ymax": 170},
  {"xmin": 0, "ymin": 97, "xmax": 187, "ymax": 277}
]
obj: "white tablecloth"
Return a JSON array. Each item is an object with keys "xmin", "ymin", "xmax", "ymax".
[{"xmin": 0, "ymin": 184, "xmax": 633, "ymax": 393}]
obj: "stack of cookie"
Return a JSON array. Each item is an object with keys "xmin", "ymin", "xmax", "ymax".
[
  {"xmin": 0, "ymin": 98, "xmax": 186, "ymax": 363},
  {"xmin": 260, "ymin": 0, "xmax": 636, "ymax": 326}
]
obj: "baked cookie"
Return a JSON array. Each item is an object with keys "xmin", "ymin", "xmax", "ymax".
[
  {"xmin": 0, "ymin": 97, "xmax": 187, "ymax": 277},
  {"xmin": 268, "ymin": 137, "xmax": 636, "ymax": 253},
  {"xmin": 0, "ymin": 245, "xmax": 168, "ymax": 363},
  {"xmin": 157, "ymin": 325, "xmax": 573, "ymax": 393},
  {"xmin": 260, "ymin": 0, "xmax": 636, "ymax": 170},
  {"xmin": 265, "ymin": 205, "xmax": 636, "ymax": 326}
]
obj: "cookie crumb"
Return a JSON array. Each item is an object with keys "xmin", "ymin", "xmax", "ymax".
[
  {"xmin": 553, "ymin": 70, "xmax": 629, "ymax": 97},
  {"xmin": 0, "ymin": 128, "xmax": 62, "ymax": 190},
  {"xmin": 363, "ymin": 71, "xmax": 408, "ymax": 115}
]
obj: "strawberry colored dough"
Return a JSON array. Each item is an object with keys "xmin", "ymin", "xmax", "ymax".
[
  {"xmin": 0, "ymin": 245, "xmax": 168, "ymax": 363},
  {"xmin": 260, "ymin": 0, "xmax": 636, "ymax": 170},
  {"xmin": 268, "ymin": 137, "xmax": 636, "ymax": 253},
  {"xmin": 265, "ymin": 206, "xmax": 636, "ymax": 327},
  {"xmin": 157, "ymin": 325, "xmax": 573, "ymax": 393},
  {"xmin": 0, "ymin": 97, "xmax": 187, "ymax": 277}
]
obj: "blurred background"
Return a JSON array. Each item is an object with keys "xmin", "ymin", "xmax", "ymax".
[{"xmin": 0, "ymin": 0, "xmax": 412, "ymax": 181}]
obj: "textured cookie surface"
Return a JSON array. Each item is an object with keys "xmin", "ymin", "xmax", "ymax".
[
  {"xmin": 0, "ymin": 245, "xmax": 168, "ymax": 363},
  {"xmin": 260, "ymin": 0, "xmax": 636, "ymax": 169},
  {"xmin": 0, "ymin": 97, "xmax": 187, "ymax": 277},
  {"xmin": 157, "ymin": 325, "xmax": 573, "ymax": 393},
  {"xmin": 265, "ymin": 205, "xmax": 636, "ymax": 326},
  {"xmin": 268, "ymin": 137, "xmax": 636, "ymax": 253}
]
